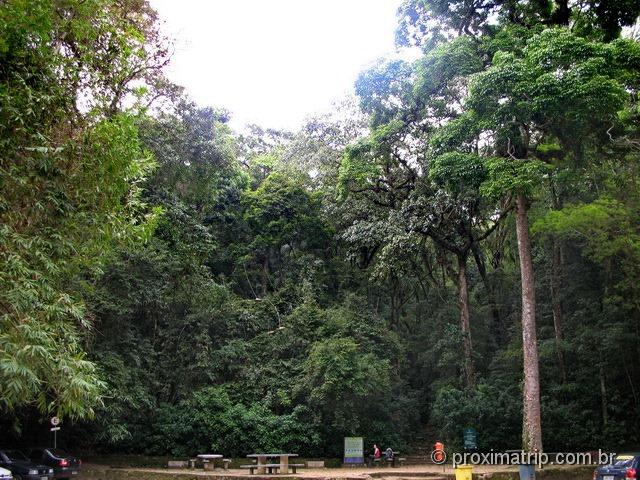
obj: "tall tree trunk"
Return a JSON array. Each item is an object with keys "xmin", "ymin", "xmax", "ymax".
[
  {"xmin": 515, "ymin": 194, "xmax": 543, "ymax": 452},
  {"xmin": 457, "ymin": 254, "xmax": 475, "ymax": 387},
  {"xmin": 599, "ymin": 364, "xmax": 608, "ymax": 427},
  {"xmin": 551, "ymin": 239, "xmax": 567, "ymax": 382}
]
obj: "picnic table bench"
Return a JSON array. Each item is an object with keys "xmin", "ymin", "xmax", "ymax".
[
  {"xmin": 368, "ymin": 452, "xmax": 405, "ymax": 467},
  {"xmin": 240, "ymin": 463, "xmax": 305, "ymax": 474},
  {"xmin": 197, "ymin": 454, "xmax": 223, "ymax": 471},
  {"xmin": 243, "ymin": 453, "xmax": 303, "ymax": 474}
]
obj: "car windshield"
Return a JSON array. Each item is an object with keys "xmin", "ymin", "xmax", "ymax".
[
  {"xmin": 613, "ymin": 456, "xmax": 636, "ymax": 467},
  {"xmin": 49, "ymin": 449, "xmax": 68, "ymax": 457},
  {"xmin": 5, "ymin": 450, "xmax": 28, "ymax": 461}
]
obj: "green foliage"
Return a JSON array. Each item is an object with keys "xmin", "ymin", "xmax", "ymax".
[
  {"xmin": 355, "ymin": 61, "xmax": 413, "ymax": 127},
  {"xmin": 339, "ymin": 121, "xmax": 407, "ymax": 195},
  {"xmin": 303, "ymin": 337, "xmax": 391, "ymax": 430},
  {"xmin": 347, "ymin": 0, "xmax": 640, "ymax": 454},
  {"xmin": 429, "ymin": 113, "xmax": 481, "ymax": 155},
  {"xmin": 4, "ymin": 0, "xmax": 640, "ymax": 460},
  {"xmin": 468, "ymin": 29, "xmax": 637, "ymax": 164},
  {"xmin": 429, "ymin": 152, "xmax": 487, "ymax": 193},
  {"xmin": 431, "ymin": 381, "xmax": 521, "ymax": 450},
  {"xmin": 533, "ymin": 198, "xmax": 640, "ymax": 263},
  {"xmin": 243, "ymin": 172, "xmax": 327, "ymax": 253},
  {"xmin": 396, "ymin": 0, "xmax": 640, "ymax": 43},
  {"xmin": 480, "ymin": 157, "xmax": 551, "ymax": 199},
  {"xmin": 414, "ymin": 36, "xmax": 483, "ymax": 101},
  {"xmin": 149, "ymin": 388, "xmax": 322, "ymax": 457},
  {"xmin": 0, "ymin": 0, "xmax": 165, "ymax": 418}
]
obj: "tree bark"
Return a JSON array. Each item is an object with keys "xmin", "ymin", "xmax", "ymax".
[
  {"xmin": 457, "ymin": 254, "xmax": 475, "ymax": 387},
  {"xmin": 515, "ymin": 194, "xmax": 543, "ymax": 452},
  {"xmin": 599, "ymin": 364, "xmax": 608, "ymax": 427}
]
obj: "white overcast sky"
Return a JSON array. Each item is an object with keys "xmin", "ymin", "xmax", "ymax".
[{"xmin": 150, "ymin": 0, "xmax": 404, "ymax": 131}]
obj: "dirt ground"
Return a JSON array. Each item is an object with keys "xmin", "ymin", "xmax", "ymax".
[{"xmin": 79, "ymin": 463, "xmax": 594, "ymax": 480}]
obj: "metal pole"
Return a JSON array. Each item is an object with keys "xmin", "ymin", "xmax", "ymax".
[{"xmin": 54, "ymin": 429, "xmax": 57, "ymax": 449}]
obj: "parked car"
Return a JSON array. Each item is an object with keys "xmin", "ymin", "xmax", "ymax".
[
  {"xmin": 0, "ymin": 467, "xmax": 13, "ymax": 480},
  {"xmin": 26, "ymin": 449, "xmax": 80, "ymax": 480},
  {"xmin": 594, "ymin": 454, "xmax": 640, "ymax": 480},
  {"xmin": 0, "ymin": 449, "xmax": 53, "ymax": 480}
]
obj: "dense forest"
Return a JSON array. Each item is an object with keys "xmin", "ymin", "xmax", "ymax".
[{"xmin": 2, "ymin": 0, "xmax": 640, "ymax": 459}]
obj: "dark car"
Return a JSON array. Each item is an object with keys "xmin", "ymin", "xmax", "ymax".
[
  {"xmin": 26, "ymin": 449, "xmax": 80, "ymax": 480},
  {"xmin": 0, "ymin": 449, "xmax": 53, "ymax": 480},
  {"xmin": 594, "ymin": 454, "xmax": 640, "ymax": 480}
]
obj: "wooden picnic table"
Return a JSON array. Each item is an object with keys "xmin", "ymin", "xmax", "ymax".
[
  {"xmin": 197, "ymin": 454, "xmax": 223, "ymax": 471},
  {"xmin": 246, "ymin": 453, "xmax": 298, "ymax": 474}
]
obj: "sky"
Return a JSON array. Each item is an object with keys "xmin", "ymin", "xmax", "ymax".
[{"xmin": 150, "ymin": 0, "xmax": 404, "ymax": 131}]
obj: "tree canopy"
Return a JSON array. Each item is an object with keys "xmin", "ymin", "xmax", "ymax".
[{"xmin": 2, "ymin": 0, "xmax": 640, "ymax": 457}]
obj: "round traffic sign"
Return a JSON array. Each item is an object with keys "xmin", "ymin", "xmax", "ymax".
[{"xmin": 50, "ymin": 416, "xmax": 60, "ymax": 426}]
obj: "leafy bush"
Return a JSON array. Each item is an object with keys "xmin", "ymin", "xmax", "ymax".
[{"xmin": 147, "ymin": 387, "xmax": 322, "ymax": 456}]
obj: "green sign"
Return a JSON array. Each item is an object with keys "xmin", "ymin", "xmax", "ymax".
[
  {"xmin": 344, "ymin": 437, "xmax": 364, "ymax": 464},
  {"xmin": 463, "ymin": 427, "xmax": 477, "ymax": 450}
]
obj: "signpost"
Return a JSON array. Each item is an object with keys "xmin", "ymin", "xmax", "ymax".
[
  {"xmin": 51, "ymin": 417, "xmax": 61, "ymax": 448},
  {"xmin": 463, "ymin": 427, "xmax": 477, "ymax": 451},
  {"xmin": 344, "ymin": 437, "xmax": 364, "ymax": 465}
]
